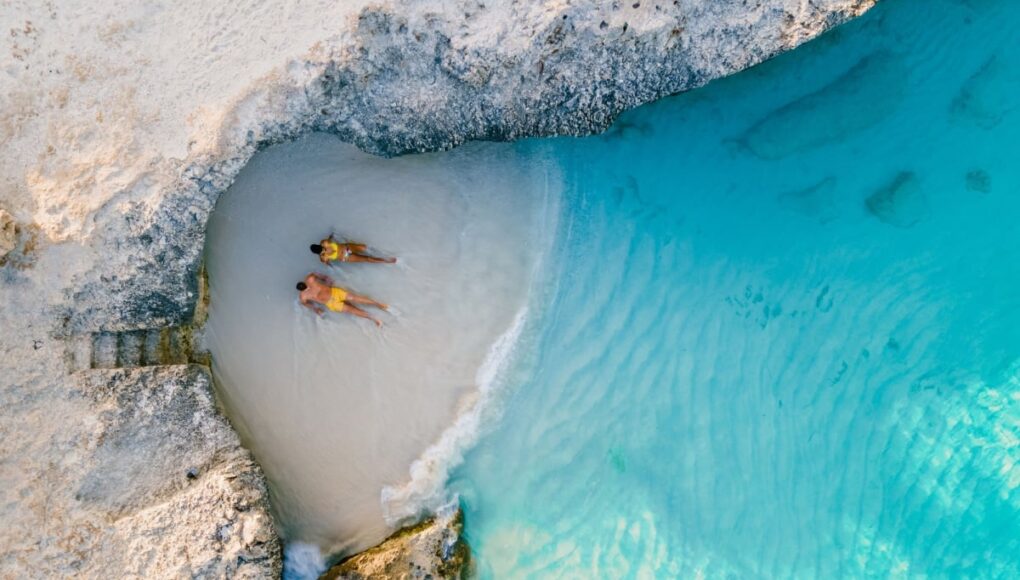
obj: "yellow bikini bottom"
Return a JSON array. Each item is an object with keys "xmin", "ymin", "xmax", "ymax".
[{"xmin": 322, "ymin": 241, "xmax": 352, "ymax": 262}]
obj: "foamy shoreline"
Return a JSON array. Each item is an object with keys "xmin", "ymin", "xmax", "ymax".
[{"xmin": 381, "ymin": 157, "xmax": 562, "ymax": 529}]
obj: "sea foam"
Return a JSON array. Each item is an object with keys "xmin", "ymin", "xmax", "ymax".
[
  {"xmin": 282, "ymin": 542, "xmax": 326, "ymax": 580},
  {"xmin": 380, "ymin": 305, "xmax": 530, "ymax": 524},
  {"xmin": 380, "ymin": 161, "xmax": 561, "ymax": 525}
]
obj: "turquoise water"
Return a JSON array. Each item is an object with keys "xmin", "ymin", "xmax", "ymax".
[{"xmin": 451, "ymin": 0, "xmax": 1020, "ymax": 576}]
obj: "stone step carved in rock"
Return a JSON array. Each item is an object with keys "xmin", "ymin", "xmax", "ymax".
[
  {"xmin": 91, "ymin": 332, "xmax": 118, "ymax": 369},
  {"xmin": 64, "ymin": 325, "xmax": 208, "ymax": 373},
  {"xmin": 117, "ymin": 330, "xmax": 145, "ymax": 367}
]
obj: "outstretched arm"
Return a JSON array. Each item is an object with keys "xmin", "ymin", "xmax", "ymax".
[
  {"xmin": 300, "ymin": 297, "xmax": 324, "ymax": 316},
  {"xmin": 312, "ymin": 272, "xmax": 335, "ymax": 286}
]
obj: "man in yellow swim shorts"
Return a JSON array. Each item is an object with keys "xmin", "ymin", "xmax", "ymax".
[
  {"xmin": 310, "ymin": 234, "xmax": 396, "ymax": 265},
  {"xmin": 296, "ymin": 272, "xmax": 387, "ymax": 326}
]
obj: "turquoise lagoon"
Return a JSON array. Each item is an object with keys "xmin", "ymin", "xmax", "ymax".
[{"xmin": 451, "ymin": 0, "xmax": 1020, "ymax": 576}]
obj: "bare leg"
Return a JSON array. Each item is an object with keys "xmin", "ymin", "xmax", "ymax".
[
  {"xmin": 348, "ymin": 243, "xmax": 368, "ymax": 252},
  {"xmin": 346, "ymin": 253, "xmax": 397, "ymax": 264},
  {"xmin": 346, "ymin": 292, "xmax": 388, "ymax": 310},
  {"xmin": 343, "ymin": 303, "xmax": 382, "ymax": 327}
]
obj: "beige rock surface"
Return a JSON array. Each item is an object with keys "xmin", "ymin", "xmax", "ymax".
[
  {"xmin": 0, "ymin": 361, "xmax": 280, "ymax": 578},
  {"xmin": 0, "ymin": 0, "xmax": 874, "ymax": 576},
  {"xmin": 0, "ymin": 209, "xmax": 16, "ymax": 259},
  {"xmin": 321, "ymin": 507, "xmax": 469, "ymax": 580}
]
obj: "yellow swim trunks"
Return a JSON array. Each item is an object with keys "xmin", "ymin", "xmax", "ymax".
[{"xmin": 326, "ymin": 287, "xmax": 348, "ymax": 312}]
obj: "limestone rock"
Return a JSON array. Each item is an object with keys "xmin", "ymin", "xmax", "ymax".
[
  {"xmin": 0, "ymin": 362, "xmax": 281, "ymax": 578},
  {"xmin": 73, "ymin": 365, "xmax": 282, "ymax": 578},
  {"xmin": 0, "ymin": 209, "xmax": 16, "ymax": 260},
  {"xmin": 951, "ymin": 56, "xmax": 1015, "ymax": 129},
  {"xmin": 322, "ymin": 507, "xmax": 470, "ymax": 580},
  {"xmin": 966, "ymin": 169, "xmax": 992, "ymax": 194},
  {"xmin": 0, "ymin": 209, "xmax": 37, "ymax": 269}
]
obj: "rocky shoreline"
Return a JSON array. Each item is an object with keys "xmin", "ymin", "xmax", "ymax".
[
  {"xmin": 321, "ymin": 506, "xmax": 470, "ymax": 579},
  {"xmin": 1, "ymin": 1, "xmax": 873, "ymax": 576}
]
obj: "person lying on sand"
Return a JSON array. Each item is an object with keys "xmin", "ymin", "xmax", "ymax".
[
  {"xmin": 311, "ymin": 234, "xmax": 396, "ymax": 265},
  {"xmin": 296, "ymin": 272, "xmax": 387, "ymax": 326}
]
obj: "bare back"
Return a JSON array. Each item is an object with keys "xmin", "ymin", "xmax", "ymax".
[{"xmin": 300, "ymin": 275, "xmax": 332, "ymax": 305}]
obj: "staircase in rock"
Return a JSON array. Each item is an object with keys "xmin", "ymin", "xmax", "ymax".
[
  {"xmin": 65, "ymin": 325, "xmax": 209, "ymax": 373},
  {"xmin": 62, "ymin": 265, "xmax": 211, "ymax": 374}
]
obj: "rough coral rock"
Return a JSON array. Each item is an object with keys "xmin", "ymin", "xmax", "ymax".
[
  {"xmin": 321, "ymin": 507, "xmax": 470, "ymax": 580},
  {"xmin": 865, "ymin": 171, "xmax": 929, "ymax": 229},
  {"xmin": 0, "ymin": 209, "xmax": 16, "ymax": 260},
  {"xmin": 0, "ymin": 362, "xmax": 280, "ymax": 578}
]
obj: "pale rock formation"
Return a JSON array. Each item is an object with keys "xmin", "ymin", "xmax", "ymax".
[
  {"xmin": 0, "ymin": 364, "xmax": 280, "ymax": 578},
  {"xmin": 0, "ymin": 209, "xmax": 16, "ymax": 260}
]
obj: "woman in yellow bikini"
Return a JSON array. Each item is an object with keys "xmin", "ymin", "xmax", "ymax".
[
  {"xmin": 296, "ymin": 272, "xmax": 388, "ymax": 326},
  {"xmin": 310, "ymin": 234, "xmax": 396, "ymax": 265}
]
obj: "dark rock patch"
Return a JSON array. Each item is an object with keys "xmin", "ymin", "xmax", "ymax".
[
  {"xmin": 966, "ymin": 169, "xmax": 992, "ymax": 194},
  {"xmin": 737, "ymin": 51, "xmax": 906, "ymax": 159},
  {"xmin": 951, "ymin": 57, "xmax": 1015, "ymax": 129},
  {"xmin": 865, "ymin": 171, "xmax": 928, "ymax": 228}
]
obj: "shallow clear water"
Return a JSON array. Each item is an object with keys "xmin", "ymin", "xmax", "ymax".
[{"xmin": 451, "ymin": 0, "xmax": 1020, "ymax": 576}]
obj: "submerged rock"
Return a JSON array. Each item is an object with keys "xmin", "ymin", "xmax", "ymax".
[
  {"xmin": 966, "ymin": 169, "xmax": 992, "ymax": 194},
  {"xmin": 951, "ymin": 57, "xmax": 1016, "ymax": 129},
  {"xmin": 865, "ymin": 171, "xmax": 928, "ymax": 228},
  {"xmin": 321, "ymin": 507, "xmax": 470, "ymax": 580},
  {"xmin": 738, "ymin": 51, "xmax": 906, "ymax": 159}
]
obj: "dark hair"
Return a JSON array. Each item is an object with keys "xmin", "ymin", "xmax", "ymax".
[
  {"xmin": 310, "ymin": 244, "xmax": 323, "ymax": 254},
  {"xmin": 296, "ymin": 282, "xmax": 307, "ymax": 291}
]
